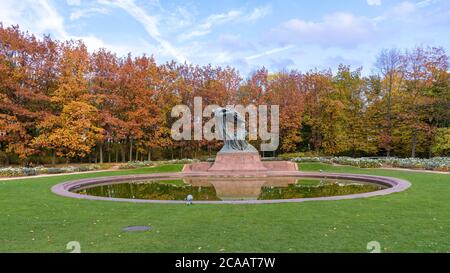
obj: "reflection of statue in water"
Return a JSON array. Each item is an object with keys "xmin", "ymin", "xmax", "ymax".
[{"xmin": 214, "ymin": 107, "xmax": 257, "ymax": 153}]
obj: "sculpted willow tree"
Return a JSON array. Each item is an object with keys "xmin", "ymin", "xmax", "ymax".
[{"xmin": 171, "ymin": 63, "xmax": 241, "ymax": 158}]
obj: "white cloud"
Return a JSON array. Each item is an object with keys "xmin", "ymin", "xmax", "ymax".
[
  {"xmin": 269, "ymin": 12, "xmax": 377, "ymax": 48},
  {"xmin": 67, "ymin": 0, "xmax": 81, "ymax": 6},
  {"xmin": 178, "ymin": 10, "xmax": 243, "ymax": 41},
  {"xmin": 416, "ymin": 0, "xmax": 440, "ymax": 8},
  {"xmin": 246, "ymin": 6, "xmax": 271, "ymax": 21},
  {"xmin": 246, "ymin": 45, "xmax": 294, "ymax": 61},
  {"xmin": 373, "ymin": 0, "xmax": 443, "ymax": 22},
  {"xmin": 391, "ymin": 1, "xmax": 416, "ymax": 15},
  {"xmin": 164, "ymin": 6, "xmax": 195, "ymax": 31},
  {"xmin": 178, "ymin": 6, "xmax": 271, "ymax": 41},
  {"xmin": 70, "ymin": 7, "xmax": 109, "ymax": 20},
  {"xmin": 367, "ymin": 0, "xmax": 381, "ymax": 6},
  {"xmin": 99, "ymin": 0, "xmax": 188, "ymax": 63},
  {"xmin": 0, "ymin": 0, "xmax": 69, "ymax": 40},
  {"xmin": 0, "ymin": 0, "xmax": 147, "ymax": 56}
]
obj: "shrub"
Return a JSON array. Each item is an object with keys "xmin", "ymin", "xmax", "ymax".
[
  {"xmin": 0, "ymin": 167, "xmax": 23, "ymax": 177},
  {"xmin": 22, "ymin": 167, "xmax": 37, "ymax": 176},
  {"xmin": 119, "ymin": 159, "xmax": 200, "ymax": 169},
  {"xmin": 290, "ymin": 156, "xmax": 449, "ymax": 171},
  {"xmin": 0, "ymin": 164, "xmax": 104, "ymax": 177},
  {"xmin": 278, "ymin": 152, "xmax": 318, "ymax": 159},
  {"xmin": 118, "ymin": 161, "xmax": 155, "ymax": 169}
]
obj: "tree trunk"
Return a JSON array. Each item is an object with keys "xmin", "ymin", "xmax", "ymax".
[
  {"xmin": 99, "ymin": 144, "xmax": 103, "ymax": 164},
  {"xmin": 148, "ymin": 148, "xmax": 151, "ymax": 161},
  {"xmin": 135, "ymin": 150, "xmax": 139, "ymax": 161},
  {"xmin": 52, "ymin": 150, "xmax": 56, "ymax": 165},
  {"xmin": 411, "ymin": 131, "xmax": 417, "ymax": 158},
  {"xmin": 129, "ymin": 138, "xmax": 133, "ymax": 162},
  {"xmin": 121, "ymin": 144, "xmax": 126, "ymax": 163}
]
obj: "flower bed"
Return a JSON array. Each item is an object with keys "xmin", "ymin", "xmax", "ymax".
[
  {"xmin": 0, "ymin": 165, "xmax": 102, "ymax": 177},
  {"xmin": 290, "ymin": 156, "xmax": 449, "ymax": 171},
  {"xmin": 118, "ymin": 159, "xmax": 200, "ymax": 169}
]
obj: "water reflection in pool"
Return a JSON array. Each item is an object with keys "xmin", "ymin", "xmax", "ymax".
[{"xmin": 73, "ymin": 177, "xmax": 387, "ymax": 201}]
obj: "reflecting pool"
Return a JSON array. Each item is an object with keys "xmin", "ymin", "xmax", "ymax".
[{"xmin": 73, "ymin": 177, "xmax": 387, "ymax": 201}]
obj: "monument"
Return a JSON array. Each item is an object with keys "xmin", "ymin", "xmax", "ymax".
[
  {"xmin": 208, "ymin": 107, "xmax": 267, "ymax": 171},
  {"xmin": 183, "ymin": 107, "xmax": 298, "ymax": 173}
]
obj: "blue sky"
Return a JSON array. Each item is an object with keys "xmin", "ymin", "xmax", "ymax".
[{"xmin": 0, "ymin": 0, "xmax": 449, "ymax": 76}]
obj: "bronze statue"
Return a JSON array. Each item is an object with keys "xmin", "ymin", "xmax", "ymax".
[{"xmin": 213, "ymin": 107, "xmax": 257, "ymax": 153}]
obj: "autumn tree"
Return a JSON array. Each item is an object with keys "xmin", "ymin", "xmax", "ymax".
[
  {"xmin": 302, "ymin": 69, "xmax": 353, "ymax": 155},
  {"xmin": 432, "ymin": 127, "xmax": 450, "ymax": 156},
  {"xmin": 374, "ymin": 48, "xmax": 404, "ymax": 156},
  {"xmin": 89, "ymin": 49, "xmax": 122, "ymax": 163},
  {"xmin": 34, "ymin": 40, "xmax": 96, "ymax": 163},
  {"xmin": 33, "ymin": 101, "xmax": 103, "ymax": 162},
  {"xmin": 333, "ymin": 65, "xmax": 377, "ymax": 156},
  {"xmin": 1, "ymin": 24, "xmax": 449, "ymax": 164},
  {"xmin": 264, "ymin": 71, "xmax": 305, "ymax": 153},
  {"xmin": 400, "ymin": 47, "xmax": 448, "ymax": 157},
  {"xmin": 0, "ymin": 25, "xmax": 56, "ymax": 162}
]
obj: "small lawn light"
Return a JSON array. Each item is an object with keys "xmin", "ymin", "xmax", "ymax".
[{"xmin": 186, "ymin": 194, "xmax": 193, "ymax": 205}]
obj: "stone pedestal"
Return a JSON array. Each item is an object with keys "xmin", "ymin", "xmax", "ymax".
[
  {"xmin": 208, "ymin": 152, "xmax": 267, "ymax": 171},
  {"xmin": 181, "ymin": 151, "xmax": 299, "ymax": 173}
]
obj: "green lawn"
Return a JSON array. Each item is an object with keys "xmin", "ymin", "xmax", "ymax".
[{"xmin": 0, "ymin": 163, "xmax": 449, "ymax": 253}]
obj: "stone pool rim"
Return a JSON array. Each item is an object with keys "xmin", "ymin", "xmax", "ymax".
[{"xmin": 51, "ymin": 171, "xmax": 411, "ymax": 204}]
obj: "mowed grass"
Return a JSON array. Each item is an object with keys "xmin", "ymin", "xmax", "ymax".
[{"xmin": 0, "ymin": 163, "xmax": 449, "ymax": 253}]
